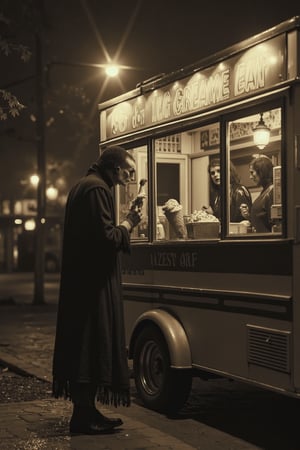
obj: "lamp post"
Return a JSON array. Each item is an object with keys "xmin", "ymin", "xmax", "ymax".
[{"xmin": 33, "ymin": 26, "xmax": 46, "ymax": 305}]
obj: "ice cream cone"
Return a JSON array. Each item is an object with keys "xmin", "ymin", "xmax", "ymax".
[{"xmin": 164, "ymin": 209, "xmax": 186, "ymax": 239}]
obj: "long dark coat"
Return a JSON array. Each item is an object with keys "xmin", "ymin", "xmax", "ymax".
[{"xmin": 52, "ymin": 163, "xmax": 131, "ymax": 406}]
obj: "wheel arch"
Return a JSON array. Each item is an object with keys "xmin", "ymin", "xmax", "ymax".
[{"xmin": 129, "ymin": 309, "xmax": 192, "ymax": 368}]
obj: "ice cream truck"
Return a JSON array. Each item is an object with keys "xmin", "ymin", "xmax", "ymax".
[{"xmin": 98, "ymin": 16, "xmax": 300, "ymax": 413}]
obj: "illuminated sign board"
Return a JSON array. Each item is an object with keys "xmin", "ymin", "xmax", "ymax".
[{"xmin": 101, "ymin": 35, "xmax": 285, "ymax": 139}]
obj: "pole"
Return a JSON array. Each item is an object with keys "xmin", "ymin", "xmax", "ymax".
[{"xmin": 33, "ymin": 21, "xmax": 46, "ymax": 305}]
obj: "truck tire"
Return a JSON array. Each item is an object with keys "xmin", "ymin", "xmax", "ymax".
[{"xmin": 133, "ymin": 324, "xmax": 192, "ymax": 414}]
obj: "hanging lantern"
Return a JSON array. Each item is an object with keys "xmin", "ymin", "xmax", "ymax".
[{"xmin": 253, "ymin": 113, "xmax": 271, "ymax": 150}]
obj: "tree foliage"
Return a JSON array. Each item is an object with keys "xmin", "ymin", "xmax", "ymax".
[
  {"xmin": 0, "ymin": 89, "xmax": 26, "ymax": 120},
  {"xmin": 0, "ymin": 1, "xmax": 98, "ymax": 188},
  {"xmin": 0, "ymin": 11, "xmax": 32, "ymax": 119}
]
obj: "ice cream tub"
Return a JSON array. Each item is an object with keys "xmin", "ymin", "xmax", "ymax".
[{"xmin": 186, "ymin": 222, "xmax": 220, "ymax": 239}]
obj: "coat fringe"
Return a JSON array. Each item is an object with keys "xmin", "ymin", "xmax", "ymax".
[
  {"xmin": 97, "ymin": 386, "xmax": 131, "ymax": 407},
  {"xmin": 52, "ymin": 378, "xmax": 131, "ymax": 407},
  {"xmin": 52, "ymin": 378, "xmax": 72, "ymax": 400}
]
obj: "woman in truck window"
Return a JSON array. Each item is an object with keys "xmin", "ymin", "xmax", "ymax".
[
  {"xmin": 248, "ymin": 155, "xmax": 274, "ymax": 232},
  {"xmin": 203, "ymin": 158, "xmax": 252, "ymax": 222}
]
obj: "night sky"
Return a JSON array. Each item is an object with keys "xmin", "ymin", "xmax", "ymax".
[
  {"xmin": 43, "ymin": 0, "xmax": 300, "ymax": 101},
  {"xmin": 1, "ymin": 0, "xmax": 299, "ymax": 196}
]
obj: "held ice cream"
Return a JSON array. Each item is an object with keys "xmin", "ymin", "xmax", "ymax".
[{"xmin": 162, "ymin": 199, "xmax": 186, "ymax": 239}]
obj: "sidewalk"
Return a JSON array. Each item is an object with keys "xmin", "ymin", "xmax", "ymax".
[{"xmin": 0, "ymin": 273, "xmax": 196, "ymax": 450}]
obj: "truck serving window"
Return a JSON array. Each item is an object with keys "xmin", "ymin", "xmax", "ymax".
[
  {"xmin": 154, "ymin": 124, "xmax": 220, "ymax": 241},
  {"xmin": 227, "ymin": 107, "xmax": 282, "ymax": 237},
  {"xmin": 154, "ymin": 107, "xmax": 283, "ymax": 241}
]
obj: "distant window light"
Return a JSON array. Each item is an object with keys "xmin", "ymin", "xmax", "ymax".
[
  {"xmin": 30, "ymin": 174, "xmax": 39, "ymax": 186},
  {"xmin": 24, "ymin": 219, "xmax": 36, "ymax": 231}
]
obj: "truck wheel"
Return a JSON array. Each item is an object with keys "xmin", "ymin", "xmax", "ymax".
[{"xmin": 133, "ymin": 325, "xmax": 192, "ymax": 414}]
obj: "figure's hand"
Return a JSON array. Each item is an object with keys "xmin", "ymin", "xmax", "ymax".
[
  {"xmin": 130, "ymin": 193, "xmax": 146, "ymax": 211},
  {"xmin": 239, "ymin": 220, "xmax": 251, "ymax": 227},
  {"xmin": 125, "ymin": 209, "xmax": 143, "ymax": 229},
  {"xmin": 202, "ymin": 205, "xmax": 213, "ymax": 215},
  {"xmin": 240, "ymin": 203, "xmax": 250, "ymax": 219},
  {"xmin": 130, "ymin": 178, "xmax": 147, "ymax": 211}
]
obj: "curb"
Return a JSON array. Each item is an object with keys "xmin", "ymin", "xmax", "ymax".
[{"xmin": 0, "ymin": 352, "xmax": 51, "ymax": 382}]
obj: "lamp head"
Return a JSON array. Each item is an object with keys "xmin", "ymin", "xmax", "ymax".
[{"xmin": 253, "ymin": 113, "xmax": 270, "ymax": 150}]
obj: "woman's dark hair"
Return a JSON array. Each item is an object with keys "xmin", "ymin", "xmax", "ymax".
[
  {"xmin": 250, "ymin": 155, "xmax": 273, "ymax": 188},
  {"xmin": 208, "ymin": 158, "xmax": 220, "ymax": 192},
  {"xmin": 229, "ymin": 161, "xmax": 240, "ymax": 186},
  {"xmin": 208, "ymin": 158, "xmax": 240, "ymax": 186},
  {"xmin": 208, "ymin": 158, "xmax": 220, "ymax": 174}
]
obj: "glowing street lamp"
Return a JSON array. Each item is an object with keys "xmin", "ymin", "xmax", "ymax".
[
  {"xmin": 30, "ymin": 174, "xmax": 59, "ymax": 201},
  {"xmin": 104, "ymin": 64, "xmax": 119, "ymax": 77},
  {"xmin": 48, "ymin": 60, "xmax": 124, "ymax": 78}
]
